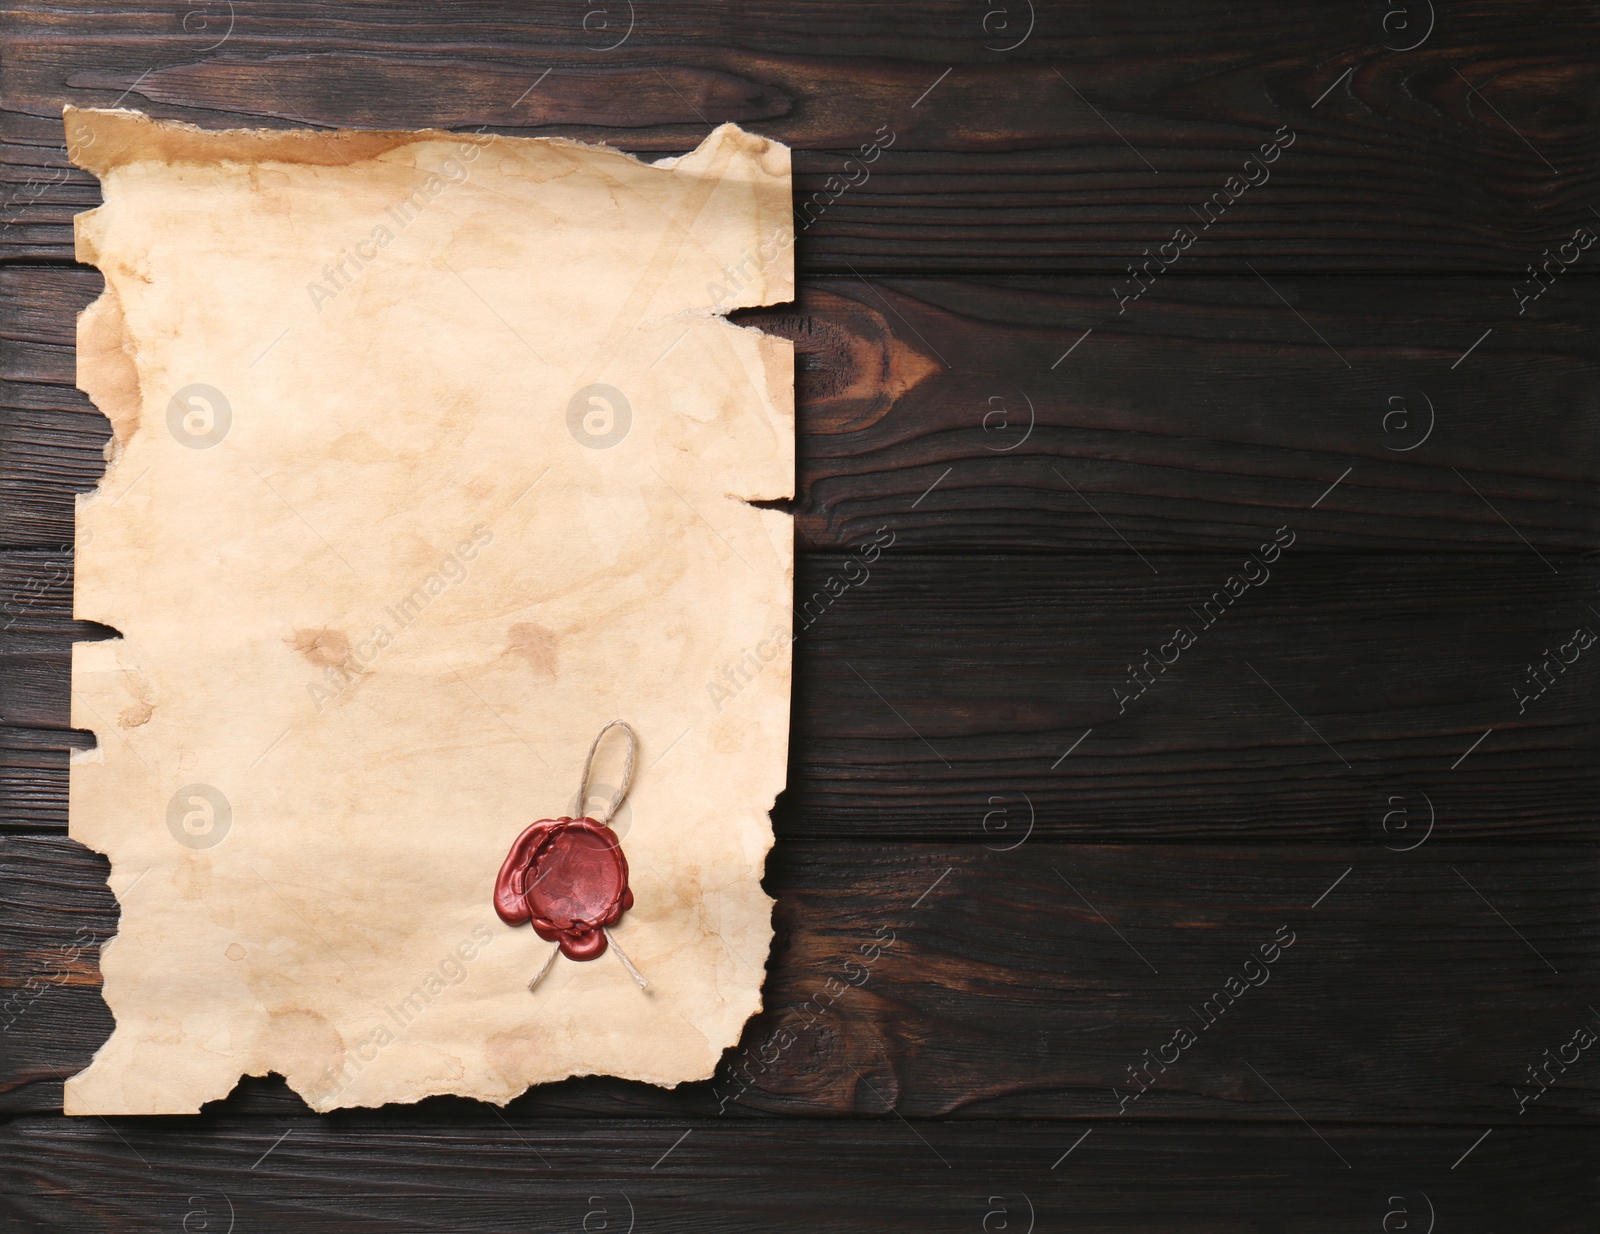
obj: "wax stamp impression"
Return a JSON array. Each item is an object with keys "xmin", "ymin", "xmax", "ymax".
[
  {"xmin": 495, "ymin": 819, "xmax": 633, "ymax": 960},
  {"xmin": 495, "ymin": 721, "xmax": 649, "ymax": 990}
]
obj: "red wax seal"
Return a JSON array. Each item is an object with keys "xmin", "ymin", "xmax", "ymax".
[{"xmin": 494, "ymin": 817, "xmax": 633, "ymax": 961}]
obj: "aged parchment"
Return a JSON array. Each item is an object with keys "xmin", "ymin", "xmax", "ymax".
[{"xmin": 63, "ymin": 107, "xmax": 793, "ymax": 1114}]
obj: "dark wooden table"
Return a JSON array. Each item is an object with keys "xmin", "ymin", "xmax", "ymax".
[{"xmin": 2, "ymin": 3, "xmax": 1596, "ymax": 1230}]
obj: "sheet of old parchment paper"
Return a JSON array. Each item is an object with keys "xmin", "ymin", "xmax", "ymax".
[{"xmin": 63, "ymin": 107, "xmax": 793, "ymax": 1114}]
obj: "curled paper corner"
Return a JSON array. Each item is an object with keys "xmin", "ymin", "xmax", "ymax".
[{"xmin": 63, "ymin": 109, "xmax": 792, "ymax": 1113}]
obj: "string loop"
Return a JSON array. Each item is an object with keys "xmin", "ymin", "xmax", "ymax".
[{"xmin": 575, "ymin": 719, "xmax": 637, "ymax": 827}]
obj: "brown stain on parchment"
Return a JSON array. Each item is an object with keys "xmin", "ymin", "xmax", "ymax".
[
  {"xmin": 291, "ymin": 627, "xmax": 353, "ymax": 668},
  {"xmin": 503, "ymin": 622, "xmax": 559, "ymax": 678},
  {"xmin": 326, "ymin": 430, "xmax": 393, "ymax": 465},
  {"xmin": 173, "ymin": 853, "xmax": 211, "ymax": 901},
  {"xmin": 117, "ymin": 668, "xmax": 157, "ymax": 728},
  {"xmin": 77, "ymin": 281, "xmax": 143, "ymax": 453},
  {"xmin": 486, "ymin": 1024, "xmax": 559, "ymax": 1091},
  {"xmin": 256, "ymin": 1008, "xmax": 347, "ymax": 1098},
  {"xmin": 117, "ymin": 701, "xmax": 153, "ymax": 727},
  {"xmin": 66, "ymin": 105, "xmax": 447, "ymax": 178}
]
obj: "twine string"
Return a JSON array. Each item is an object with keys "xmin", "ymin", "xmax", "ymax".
[
  {"xmin": 527, "ymin": 944, "xmax": 559, "ymax": 993},
  {"xmin": 603, "ymin": 927, "xmax": 650, "ymax": 989},
  {"xmin": 575, "ymin": 719, "xmax": 638, "ymax": 826}
]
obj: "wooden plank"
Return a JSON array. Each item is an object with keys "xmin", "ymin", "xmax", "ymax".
[
  {"xmin": 0, "ymin": 1116, "xmax": 1592, "ymax": 1233},
  {"xmin": 4, "ymin": 551, "xmax": 1594, "ymax": 838},
  {"xmin": 1, "ymin": 1116, "xmax": 1591, "ymax": 1233},
  {"xmin": 0, "ymin": 727, "xmax": 70, "ymax": 830},
  {"xmin": 1, "ymin": 2, "xmax": 1595, "ymax": 270},
  {"xmin": 3, "ymin": 836, "xmax": 1596, "ymax": 1122},
  {"xmin": 790, "ymin": 553, "xmax": 1595, "ymax": 838},
  {"xmin": 4, "ymin": 269, "xmax": 1595, "ymax": 552}
]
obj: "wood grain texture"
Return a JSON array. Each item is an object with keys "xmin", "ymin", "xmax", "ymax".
[
  {"xmin": 2, "ymin": 837, "xmax": 1596, "ymax": 1123},
  {"xmin": 4, "ymin": 550, "xmax": 1594, "ymax": 838},
  {"xmin": 1, "ymin": 2, "xmax": 1595, "ymax": 270},
  {"xmin": 0, "ymin": 1116, "xmax": 1591, "ymax": 1233},
  {"xmin": 4, "ymin": 268, "xmax": 1595, "ymax": 553}
]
